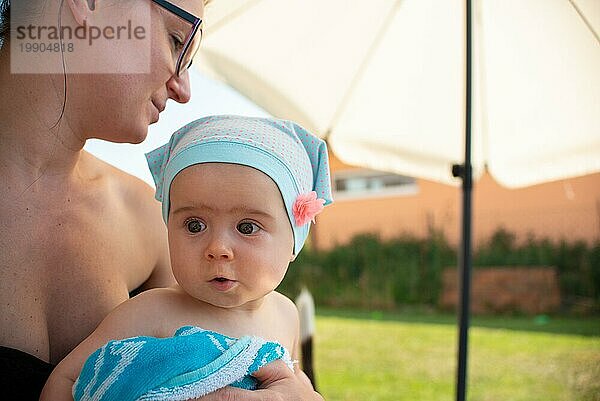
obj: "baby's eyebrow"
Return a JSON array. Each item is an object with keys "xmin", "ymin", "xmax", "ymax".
[
  {"xmin": 229, "ymin": 207, "xmax": 274, "ymax": 219},
  {"xmin": 171, "ymin": 205, "xmax": 204, "ymax": 215},
  {"xmin": 171, "ymin": 204, "xmax": 274, "ymax": 218}
]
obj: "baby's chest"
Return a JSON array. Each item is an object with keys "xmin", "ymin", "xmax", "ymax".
[{"xmin": 166, "ymin": 308, "xmax": 297, "ymax": 354}]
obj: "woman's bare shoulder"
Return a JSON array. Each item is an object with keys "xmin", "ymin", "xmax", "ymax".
[
  {"xmin": 81, "ymin": 150, "xmax": 158, "ymax": 212},
  {"xmin": 82, "ymin": 150, "xmax": 167, "ymax": 254},
  {"xmin": 81, "ymin": 151, "xmax": 172, "ymax": 288}
]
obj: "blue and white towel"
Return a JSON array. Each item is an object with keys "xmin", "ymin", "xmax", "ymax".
[{"xmin": 72, "ymin": 326, "xmax": 293, "ymax": 401}]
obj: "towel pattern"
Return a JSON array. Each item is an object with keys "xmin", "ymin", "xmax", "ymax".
[{"xmin": 73, "ymin": 326, "xmax": 293, "ymax": 401}]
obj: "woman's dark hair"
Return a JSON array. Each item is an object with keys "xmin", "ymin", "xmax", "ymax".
[
  {"xmin": 0, "ymin": 0, "xmax": 66, "ymax": 129},
  {"xmin": 0, "ymin": 0, "xmax": 9, "ymax": 46}
]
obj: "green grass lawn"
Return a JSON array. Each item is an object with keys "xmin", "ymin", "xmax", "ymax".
[{"xmin": 313, "ymin": 309, "xmax": 600, "ymax": 401}]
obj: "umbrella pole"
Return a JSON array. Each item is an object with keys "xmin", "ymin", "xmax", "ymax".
[{"xmin": 455, "ymin": 0, "xmax": 474, "ymax": 400}]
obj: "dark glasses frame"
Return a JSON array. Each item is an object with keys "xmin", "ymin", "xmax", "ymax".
[{"xmin": 151, "ymin": 0, "xmax": 203, "ymax": 76}]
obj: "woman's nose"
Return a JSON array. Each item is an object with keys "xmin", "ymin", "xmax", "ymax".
[{"xmin": 166, "ymin": 69, "xmax": 192, "ymax": 104}]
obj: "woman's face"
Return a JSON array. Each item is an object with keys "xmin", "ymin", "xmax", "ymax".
[{"xmin": 65, "ymin": 0, "xmax": 205, "ymax": 144}]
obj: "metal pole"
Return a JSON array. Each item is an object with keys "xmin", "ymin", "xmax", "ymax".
[{"xmin": 456, "ymin": 0, "xmax": 473, "ymax": 400}]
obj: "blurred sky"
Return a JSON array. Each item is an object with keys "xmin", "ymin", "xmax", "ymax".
[{"xmin": 84, "ymin": 69, "xmax": 271, "ymax": 186}]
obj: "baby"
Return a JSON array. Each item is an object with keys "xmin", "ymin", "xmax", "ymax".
[{"xmin": 41, "ymin": 115, "xmax": 332, "ymax": 400}]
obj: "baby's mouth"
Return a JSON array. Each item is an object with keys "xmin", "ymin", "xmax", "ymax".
[{"xmin": 209, "ymin": 277, "xmax": 237, "ymax": 291}]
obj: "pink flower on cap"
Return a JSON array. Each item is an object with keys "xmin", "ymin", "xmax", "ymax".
[{"xmin": 293, "ymin": 191, "xmax": 326, "ymax": 226}]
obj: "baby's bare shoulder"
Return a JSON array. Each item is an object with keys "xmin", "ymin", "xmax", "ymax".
[
  {"xmin": 100, "ymin": 287, "xmax": 185, "ymax": 336},
  {"xmin": 270, "ymin": 292, "xmax": 300, "ymax": 325},
  {"xmin": 270, "ymin": 291, "xmax": 296, "ymax": 308},
  {"xmin": 126, "ymin": 287, "xmax": 189, "ymax": 314}
]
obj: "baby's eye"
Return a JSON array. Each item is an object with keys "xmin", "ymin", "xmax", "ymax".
[
  {"xmin": 237, "ymin": 222, "xmax": 261, "ymax": 235},
  {"xmin": 185, "ymin": 218, "xmax": 206, "ymax": 233}
]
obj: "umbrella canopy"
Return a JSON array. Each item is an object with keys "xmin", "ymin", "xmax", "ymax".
[
  {"xmin": 198, "ymin": 0, "xmax": 600, "ymax": 188},
  {"xmin": 196, "ymin": 1, "xmax": 600, "ymax": 400}
]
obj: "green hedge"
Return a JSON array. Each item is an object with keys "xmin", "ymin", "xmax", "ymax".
[
  {"xmin": 473, "ymin": 229, "xmax": 600, "ymax": 313},
  {"xmin": 278, "ymin": 228, "xmax": 600, "ymax": 314},
  {"xmin": 279, "ymin": 229, "xmax": 455, "ymax": 309}
]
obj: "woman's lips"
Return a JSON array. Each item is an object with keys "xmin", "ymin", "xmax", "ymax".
[
  {"xmin": 150, "ymin": 102, "xmax": 160, "ymax": 123},
  {"xmin": 150, "ymin": 100, "xmax": 165, "ymax": 123},
  {"xmin": 209, "ymin": 278, "xmax": 237, "ymax": 292}
]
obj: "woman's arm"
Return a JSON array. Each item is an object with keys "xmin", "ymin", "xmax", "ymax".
[{"xmin": 126, "ymin": 176, "xmax": 176, "ymax": 292}]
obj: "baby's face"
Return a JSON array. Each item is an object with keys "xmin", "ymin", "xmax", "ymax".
[{"xmin": 167, "ymin": 163, "xmax": 295, "ymax": 309}]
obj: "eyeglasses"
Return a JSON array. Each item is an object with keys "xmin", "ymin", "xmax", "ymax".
[{"xmin": 151, "ymin": 0, "xmax": 203, "ymax": 76}]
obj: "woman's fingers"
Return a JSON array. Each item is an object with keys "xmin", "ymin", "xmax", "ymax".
[
  {"xmin": 197, "ymin": 361, "xmax": 323, "ymax": 401},
  {"xmin": 196, "ymin": 386, "xmax": 281, "ymax": 401},
  {"xmin": 295, "ymin": 368, "xmax": 314, "ymax": 388},
  {"xmin": 253, "ymin": 360, "xmax": 296, "ymax": 388}
]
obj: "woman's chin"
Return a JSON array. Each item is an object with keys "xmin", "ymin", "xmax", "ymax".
[
  {"xmin": 93, "ymin": 128, "xmax": 148, "ymax": 144},
  {"xmin": 127, "ymin": 132, "xmax": 148, "ymax": 145},
  {"xmin": 124, "ymin": 124, "xmax": 150, "ymax": 144}
]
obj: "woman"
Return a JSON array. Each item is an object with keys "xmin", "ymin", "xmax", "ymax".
[{"xmin": 0, "ymin": 1, "xmax": 322, "ymax": 400}]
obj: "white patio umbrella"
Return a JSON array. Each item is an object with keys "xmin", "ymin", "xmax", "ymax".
[{"xmin": 196, "ymin": 1, "xmax": 600, "ymax": 399}]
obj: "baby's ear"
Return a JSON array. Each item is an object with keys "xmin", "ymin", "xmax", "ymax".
[
  {"xmin": 290, "ymin": 253, "xmax": 297, "ymax": 263},
  {"xmin": 65, "ymin": 0, "xmax": 94, "ymax": 26}
]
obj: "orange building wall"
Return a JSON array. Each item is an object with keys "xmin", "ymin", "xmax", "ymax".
[{"xmin": 313, "ymin": 154, "xmax": 600, "ymax": 250}]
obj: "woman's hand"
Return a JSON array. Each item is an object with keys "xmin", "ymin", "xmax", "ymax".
[{"xmin": 197, "ymin": 360, "xmax": 324, "ymax": 401}]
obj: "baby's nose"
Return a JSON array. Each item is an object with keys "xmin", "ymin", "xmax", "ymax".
[
  {"xmin": 204, "ymin": 237, "xmax": 234, "ymax": 261},
  {"xmin": 205, "ymin": 251, "xmax": 232, "ymax": 260}
]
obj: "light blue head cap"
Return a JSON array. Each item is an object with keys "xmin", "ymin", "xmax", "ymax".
[{"xmin": 146, "ymin": 115, "xmax": 333, "ymax": 254}]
